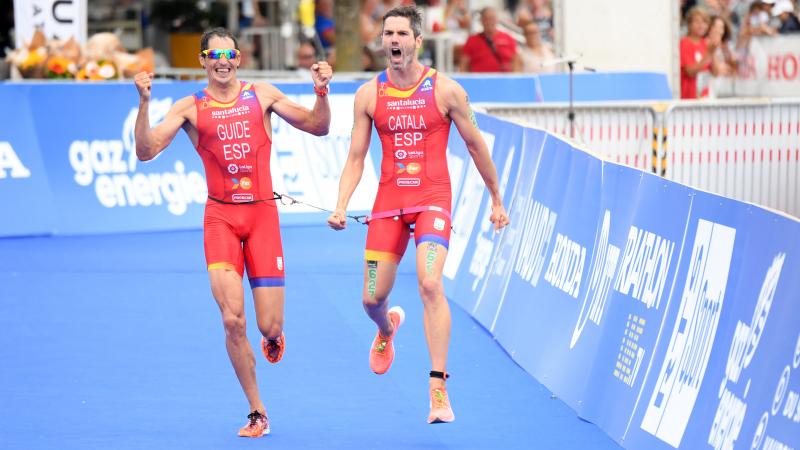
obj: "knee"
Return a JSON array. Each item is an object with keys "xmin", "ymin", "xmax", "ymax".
[
  {"xmin": 222, "ymin": 313, "xmax": 247, "ymax": 340},
  {"xmin": 362, "ymin": 293, "xmax": 388, "ymax": 310},
  {"xmin": 258, "ymin": 317, "xmax": 284, "ymax": 340},
  {"xmin": 418, "ymin": 276, "xmax": 443, "ymax": 302}
]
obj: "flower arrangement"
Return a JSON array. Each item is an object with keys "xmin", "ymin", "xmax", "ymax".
[{"xmin": 6, "ymin": 30, "xmax": 153, "ymax": 81}]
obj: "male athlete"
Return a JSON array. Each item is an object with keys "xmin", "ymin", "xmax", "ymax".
[
  {"xmin": 327, "ymin": 6, "xmax": 509, "ymax": 424},
  {"xmin": 134, "ymin": 27, "xmax": 332, "ymax": 437}
]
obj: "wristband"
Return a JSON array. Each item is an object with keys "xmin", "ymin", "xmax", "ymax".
[{"xmin": 313, "ymin": 85, "xmax": 329, "ymax": 97}]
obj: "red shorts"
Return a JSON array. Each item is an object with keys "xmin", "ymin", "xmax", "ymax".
[
  {"xmin": 203, "ymin": 200, "xmax": 285, "ymax": 288},
  {"xmin": 364, "ymin": 210, "xmax": 451, "ymax": 263}
]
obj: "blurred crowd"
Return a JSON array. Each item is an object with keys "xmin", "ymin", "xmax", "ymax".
[
  {"xmin": 4, "ymin": 0, "xmax": 798, "ymax": 88},
  {"xmin": 285, "ymin": 0, "xmax": 558, "ymax": 74},
  {"xmin": 679, "ymin": 0, "xmax": 800, "ymax": 98}
]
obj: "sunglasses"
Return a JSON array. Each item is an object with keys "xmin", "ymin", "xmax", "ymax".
[{"xmin": 201, "ymin": 48, "xmax": 241, "ymax": 59}]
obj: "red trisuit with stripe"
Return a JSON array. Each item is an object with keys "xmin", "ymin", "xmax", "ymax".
[
  {"xmin": 194, "ymin": 81, "xmax": 285, "ymax": 287},
  {"xmin": 366, "ymin": 68, "xmax": 453, "ymax": 263}
]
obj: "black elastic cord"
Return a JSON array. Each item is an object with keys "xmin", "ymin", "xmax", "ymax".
[{"xmin": 430, "ymin": 370, "xmax": 450, "ymax": 380}]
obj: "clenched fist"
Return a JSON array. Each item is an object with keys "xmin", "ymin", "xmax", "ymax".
[
  {"xmin": 134, "ymin": 71, "xmax": 155, "ymax": 100},
  {"xmin": 310, "ymin": 61, "xmax": 333, "ymax": 90}
]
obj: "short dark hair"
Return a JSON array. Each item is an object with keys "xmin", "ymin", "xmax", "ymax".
[
  {"xmin": 200, "ymin": 27, "xmax": 239, "ymax": 53},
  {"xmin": 383, "ymin": 6, "xmax": 423, "ymax": 38}
]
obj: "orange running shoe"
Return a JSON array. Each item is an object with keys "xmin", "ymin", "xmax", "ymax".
[
  {"xmin": 427, "ymin": 387, "xmax": 455, "ymax": 424},
  {"xmin": 369, "ymin": 306, "xmax": 405, "ymax": 374},
  {"xmin": 261, "ymin": 333, "xmax": 285, "ymax": 364},
  {"xmin": 238, "ymin": 410, "xmax": 270, "ymax": 437}
]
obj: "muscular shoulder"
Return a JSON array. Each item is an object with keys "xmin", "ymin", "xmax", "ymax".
[
  {"xmin": 434, "ymin": 73, "xmax": 466, "ymax": 111},
  {"xmin": 173, "ymin": 95, "xmax": 196, "ymax": 113},
  {"xmin": 252, "ymin": 82, "xmax": 284, "ymax": 110},
  {"xmin": 354, "ymin": 77, "xmax": 378, "ymax": 117},
  {"xmin": 168, "ymin": 95, "xmax": 197, "ymax": 122}
]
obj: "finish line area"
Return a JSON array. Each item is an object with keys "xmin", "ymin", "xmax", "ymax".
[{"xmin": 0, "ymin": 224, "xmax": 622, "ymax": 450}]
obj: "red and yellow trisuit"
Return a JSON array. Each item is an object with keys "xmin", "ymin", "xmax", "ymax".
[
  {"xmin": 194, "ymin": 81, "xmax": 284, "ymax": 287},
  {"xmin": 367, "ymin": 67, "xmax": 453, "ymax": 263}
]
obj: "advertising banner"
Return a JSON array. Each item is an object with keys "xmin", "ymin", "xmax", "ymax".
[
  {"xmin": 13, "ymin": 0, "xmax": 87, "ymax": 47},
  {"xmin": 625, "ymin": 194, "xmax": 800, "ymax": 450},
  {"xmin": 442, "ymin": 113, "xmax": 524, "ymax": 316},
  {"xmin": 0, "ymin": 85, "xmax": 56, "ymax": 236},
  {"xmin": 12, "ymin": 81, "xmax": 378, "ymax": 234},
  {"xmin": 580, "ymin": 170, "xmax": 692, "ymax": 436},
  {"xmin": 469, "ymin": 127, "xmax": 547, "ymax": 330},
  {"xmin": 438, "ymin": 113, "xmax": 799, "ymax": 450}
]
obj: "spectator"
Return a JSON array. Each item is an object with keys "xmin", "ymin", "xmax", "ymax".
[
  {"xmin": 772, "ymin": 0, "xmax": 800, "ymax": 33},
  {"xmin": 240, "ymin": 0, "xmax": 268, "ymax": 28},
  {"xmin": 295, "ymin": 40, "xmax": 318, "ymax": 71},
  {"xmin": 747, "ymin": 1, "xmax": 777, "ymax": 36},
  {"xmin": 459, "ymin": 7, "xmax": 518, "ymax": 73},
  {"xmin": 361, "ymin": 0, "xmax": 382, "ymax": 47},
  {"xmin": 702, "ymin": 0, "xmax": 741, "ymax": 35},
  {"xmin": 315, "ymin": 0, "xmax": 336, "ymax": 51},
  {"xmin": 515, "ymin": 21, "xmax": 556, "ymax": 73},
  {"xmin": 424, "ymin": 0, "xmax": 446, "ymax": 33},
  {"xmin": 737, "ymin": 0, "xmax": 778, "ymax": 49},
  {"xmin": 707, "ymin": 15, "xmax": 738, "ymax": 76},
  {"xmin": 680, "ymin": 6, "xmax": 715, "ymax": 98},
  {"xmin": 514, "ymin": 0, "xmax": 554, "ymax": 44},
  {"xmin": 375, "ymin": 0, "xmax": 402, "ymax": 21},
  {"xmin": 444, "ymin": 0, "xmax": 471, "ymax": 32}
]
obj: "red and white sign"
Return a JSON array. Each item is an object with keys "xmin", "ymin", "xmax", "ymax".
[{"xmin": 712, "ymin": 36, "xmax": 800, "ymax": 97}]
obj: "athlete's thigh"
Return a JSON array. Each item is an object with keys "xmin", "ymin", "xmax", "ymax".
[
  {"xmin": 252, "ymin": 286, "xmax": 285, "ymax": 330},
  {"xmin": 208, "ymin": 267, "xmax": 246, "ymax": 314},
  {"xmin": 365, "ymin": 216, "xmax": 411, "ymax": 264},
  {"xmin": 363, "ymin": 259, "xmax": 400, "ymax": 300},
  {"xmin": 204, "ymin": 202, "xmax": 246, "ymax": 276},
  {"xmin": 242, "ymin": 202, "xmax": 286, "ymax": 289},
  {"xmin": 413, "ymin": 210, "xmax": 451, "ymax": 279},
  {"xmin": 364, "ymin": 217, "xmax": 409, "ymax": 299}
]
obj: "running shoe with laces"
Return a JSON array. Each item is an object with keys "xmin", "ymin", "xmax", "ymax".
[
  {"xmin": 238, "ymin": 410, "xmax": 270, "ymax": 437},
  {"xmin": 261, "ymin": 332, "xmax": 285, "ymax": 363},
  {"xmin": 427, "ymin": 386, "xmax": 455, "ymax": 424},
  {"xmin": 369, "ymin": 306, "xmax": 405, "ymax": 374}
]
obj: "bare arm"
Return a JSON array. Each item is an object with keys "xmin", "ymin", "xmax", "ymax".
[
  {"xmin": 133, "ymin": 71, "xmax": 191, "ymax": 161},
  {"xmin": 327, "ymin": 82, "xmax": 375, "ymax": 230},
  {"xmin": 440, "ymin": 76, "xmax": 510, "ymax": 229},
  {"xmin": 265, "ymin": 61, "xmax": 333, "ymax": 136}
]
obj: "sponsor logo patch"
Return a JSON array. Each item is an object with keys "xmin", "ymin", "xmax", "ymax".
[
  {"xmin": 421, "ymin": 78, "xmax": 433, "ymax": 92},
  {"xmin": 232, "ymin": 193, "xmax": 254, "ymax": 202},
  {"xmin": 397, "ymin": 177, "xmax": 420, "ymax": 187}
]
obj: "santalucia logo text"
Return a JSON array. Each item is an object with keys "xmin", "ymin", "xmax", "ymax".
[{"xmin": 67, "ymin": 98, "xmax": 207, "ymax": 215}]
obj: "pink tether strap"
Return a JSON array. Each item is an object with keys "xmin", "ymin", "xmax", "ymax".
[{"xmin": 366, "ymin": 205, "xmax": 452, "ymax": 223}]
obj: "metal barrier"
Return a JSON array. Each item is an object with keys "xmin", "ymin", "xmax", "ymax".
[
  {"xmin": 483, "ymin": 99, "xmax": 800, "ymax": 218},
  {"xmin": 664, "ymin": 99, "xmax": 799, "ymax": 218},
  {"xmin": 482, "ymin": 103, "xmax": 657, "ymax": 172}
]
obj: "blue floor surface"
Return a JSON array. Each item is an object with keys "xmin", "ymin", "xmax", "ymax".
[{"xmin": 0, "ymin": 225, "xmax": 623, "ymax": 450}]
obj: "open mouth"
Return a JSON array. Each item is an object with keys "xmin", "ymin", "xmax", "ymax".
[{"xmin": 390, "ymin": 48, "xmax": 402, "ymax": 58}]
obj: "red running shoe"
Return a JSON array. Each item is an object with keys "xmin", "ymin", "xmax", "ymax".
[
  {"xmin": 238, "ymin": 410, "xmax": 270, "ymax": 437},
  {"xmin": 369, "ymin": 306, "xmax": 405, "ymax": 374},
  {"xmin": 261, "ymin": 333, "xmax": 285, "ymax": 363}
]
